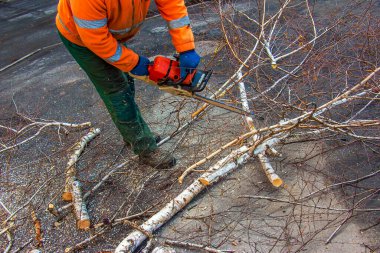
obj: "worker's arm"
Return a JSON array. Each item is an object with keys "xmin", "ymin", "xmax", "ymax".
[
  {"xmin": 154, "ymin": 0, "xmax": 195, "ymax": 53},
  {"xmin": 69, "ymin": 0, "xmax": 140, "ymax": 73},
  {"xmin": 155, "ymin": 0, "xmax": 200, "ymax": 77}
]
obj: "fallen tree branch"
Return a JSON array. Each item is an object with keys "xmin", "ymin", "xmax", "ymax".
[
  {"xmin": 115, "ymin": 148, "xmax": 250, "ymax": 252},
  {"xmin": 0, "ymin": 199, "xmax": 11, "ymax": 215},
  {"xmin": 62, "ymin": 128, "xmax": 100, "ymax": 201},
  {"xmin": 237, "ymin": 70, "xmax": 283, "ymax": 187},
  {"xmin": 360, "ymin": 218, "xmax": 380, "ymax": 232},
  {"xmin": 71, "ymin": 180, "xmax": 91, "ymax": 230},
  {"xmin": 315, "ymin": 67, "xmax": 380, "ymax": 115},
  {"xmin": 65, "ymin": 232, "xmax": 102, "ymax": 253},
  {"xmin": 65, "ymin": 209, "xmax": 152, "ymax": 253},
  {"xmin": 300, "ymin": 168, "xmax": 380, "ymax": 201},
  {"xmin": 185, "ymin": 66, "xmax": 379, "ymax": 186},
  {"xmin": 94, "ymin": 208, "xmax": 153, "ymax": 230},
  {"xmin": 165, "ymin": 239, "xmax": 235, "ymax": 253},
  {"xmin": 152, "ymin": 246, "xmax": 176, "ymax": 253},
  {"xmin": 0, "ymin": 225, "xmax": 14, "ymax": 237},
  {"xmin": 4, "ymin": 176, "xmax": 54, "ymax": 224},
  {"xmin": 49, "ymin": 159, "xmax": 131, "ymax": 217},
  {"xmin": 326, "ymin": 189, "xmax": 380, "ymax": 244},
  {"xmin": 178, "ymin": 138, "xmax": 248, "ymax": 184},
  {"xmin": 65, "ymin": 172, "xmax": 157, "ymax": 252},
  {"xmin": 0, "ymin": 42, "xmax": 62, "ymax": 73},
  {"xmin": 31, "ymin": 210, "xmax": 43, "ymax": 247},
  {"xmin": 238, "ymin": 195, "xmax": 380, "ymax": 212},
  {"xmin": 10, "ymin": 238, "xmax": 33, "ymax": 253},
  {"xmin": 325, "ymin": 212, "xmax": 352, "ymax": 244},
  {"xmin": 0, "ymin": 119, "xmax": 91, "ymax": 154},
  {"xmin": 4, "ymin": 230, "xmax": 13, "ymax": 253},
  {"xmin": 178, "ymin": 132, "xmax": 282, "ymax": 184},
  {"xmin": 198, "ymin": 146, "xmax": 250, "ymax": 186},
  {"xmin": 257, "ymin": 154, "xmax": 283, "ymax": 187},
  {"xmin": 190, "ymin": 33, "xmax": 262, "ymax": 118}
]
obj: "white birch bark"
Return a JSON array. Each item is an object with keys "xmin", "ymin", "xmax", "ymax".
[
  {"xmin": 72, "ymin": 180, "xmax": 91, "ymax": 230},
  {"xmin": 151, "ymin": 246, "xmax": 176, "ymax": 253},
  {"xmin": 63, "ymin": 128, "xmax": 101, "ymax": 201},
  {"xmin": 115, "ymin": 150, "xmax": 249, "ymax": 253},
  {"xmin": 257, "ymin": 154, "xmax": 283, "ymax": 187},
  {"xmin": 237, "ymin": 71, "xmax": 283, "ymax": 187}
]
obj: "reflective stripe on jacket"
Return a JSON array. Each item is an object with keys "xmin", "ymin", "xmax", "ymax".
[{"xmin": 56, "ymin": 0, "xmax": 195, "ymax": 72}]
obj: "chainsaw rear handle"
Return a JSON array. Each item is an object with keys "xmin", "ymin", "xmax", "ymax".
[{"xmin": 192, "ymin": 69, "xmax": 212, "ymax": 92}]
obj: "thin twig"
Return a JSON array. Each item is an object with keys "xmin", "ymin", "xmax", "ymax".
[
  {"xmin": 4, "ymin": 230, "xmax": 13, "ymax": 253},
  {"xmin": 11, "ymin": 238, "xmax": 33, "ymax": 253},
  {"xmin": 0, "ymin": 42, "xmax": 62, "ymax": 72},
  {"xmin": 4, "ymin": 176, "xmax": 54, "ymax": 224},
  {"xmin": 165, "ymin": 239, "xmax": 235, "ymax": 253},
  {"xmin": 239, "ymin": 195, "xmax": 380, "ymax": 212}
]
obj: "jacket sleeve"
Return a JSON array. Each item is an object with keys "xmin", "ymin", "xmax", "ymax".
[
  {"xmin": 69, "ymin": 0, "xmax": 139, "ymax": 72},
  {"xmin": 155, "ymin": 0, "xmax": 195, "ymax": 52}
]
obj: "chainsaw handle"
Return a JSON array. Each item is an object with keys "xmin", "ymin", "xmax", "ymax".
[{"xmin": 191, "ymin": 69, "xmax": 212, "ymax": 92}]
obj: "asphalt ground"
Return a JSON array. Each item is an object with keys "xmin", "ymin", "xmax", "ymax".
[{"xmin": 0, "ymin": 0, "xmax": 379, "ymax": 252}]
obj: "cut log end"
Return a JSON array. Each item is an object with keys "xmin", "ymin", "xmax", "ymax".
[
  {"xmin": 77, "ymin": 219, "xmax": 91, "ymax": 230},
  {"xmin": 198, "ymin": 178, "xmax": 210, "ymax": 186},
  {"xmin": 72, "ymin": 180, "xmax": 91, "ymax": 230},
  {"xmin": 191, "ymin": 106, "xmax": 206, "ymax": 119},
  {"xmin": 62, "ymin": 192, "xmax": 73, "ymax": 201},
  {"xmin": 272, "ymin": 178, "xmax": 283, "ymax": 187},
  {"xmin": 48, "ymin": 203, "xmax": 60, "ymax": 216}
]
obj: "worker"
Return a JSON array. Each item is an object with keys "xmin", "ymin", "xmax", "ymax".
[{"xmin": 56, "ymin": 0, "xmax": 200, "ymax": 169}]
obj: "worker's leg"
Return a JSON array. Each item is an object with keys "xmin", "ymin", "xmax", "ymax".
[{"xmin": 58, "ymin": 32, "xmax": 157, "ymax": 154}]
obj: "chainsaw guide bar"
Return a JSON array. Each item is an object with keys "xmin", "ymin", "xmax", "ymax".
[{"xmin": 148, "ymin": 56, "xmax": 254, "ymax": 117}]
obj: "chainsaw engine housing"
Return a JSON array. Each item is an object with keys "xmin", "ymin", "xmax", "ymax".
[{"xmin": 148, "ymin": 56, "xmax": 212, "ymax": 92}]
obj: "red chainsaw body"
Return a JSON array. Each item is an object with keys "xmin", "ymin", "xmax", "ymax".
[
  {"xmin": 146, "ymin": 56, "xmax": 250, "ymax": 116},
  {"xmin": 148, "ymin": 56, "xmax": 194, "ymax": 85}
]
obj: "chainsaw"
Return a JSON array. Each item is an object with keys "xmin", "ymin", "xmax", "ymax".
[{"xmin": 148, "ymin": 56, "xmax": 254, "ymax": 117}]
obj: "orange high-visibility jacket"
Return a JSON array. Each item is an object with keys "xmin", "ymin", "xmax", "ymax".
[{"xmin": 56, "ymin": 0, "xmax": 195, "ymax": 72}]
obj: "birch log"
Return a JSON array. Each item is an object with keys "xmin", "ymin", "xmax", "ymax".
[
  {"xmin": 31, "ymin": 211, "xmax": 42, "ymax": 247},
  {"xmin": 198, "ymin": 136, "xmax": 282, "ymax": 186},
  {"xmin": 165, "ymin": 240, "xmax": 230, "ymax": 253},
  {"xmin": 198, "ymin": 146, "xmax": 249, "ymax": 185},
  {"xmin": 50, "ymin": 160, "xmax": 131, "ymax": 217},
  {"xmin": 237, "ymin": 72, "xmax": 255, "ymax": 131},
  {"xmin": 179, "ymin": 132, "xmax": 282, "ymax": 184},
  {"xmin": 237, "ymin": 71, "xmax": 283, "ymax": 187},
  {"xmin": 71, "ymin": 180, "xmax": 91, "ymax": 230},
  {"xmin": 257, "ymin": 154, "xmax": 283, "ymax": 187},
  {"xmin": 62, "ymin": 128, "xmax": 101, "ymax": 201},
  {"xmin": 115, "ymin": 150, "xmax": 249, "ymax": 252},
  {"xmin": 151, "ymin": 246, "xmax": 176, "ymax": 253}
]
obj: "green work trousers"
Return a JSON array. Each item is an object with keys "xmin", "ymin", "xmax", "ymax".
[{"xmin": 59, "ymin": 32, "xmax": 157, "ymax": 155}]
